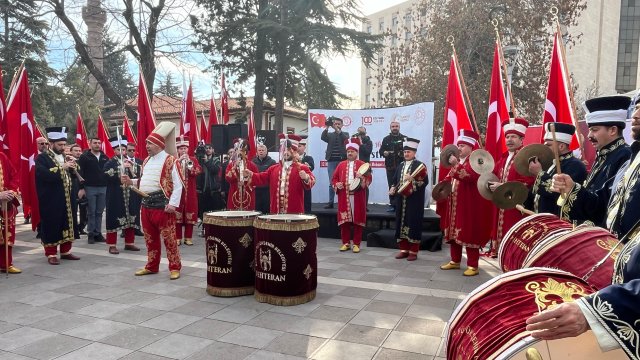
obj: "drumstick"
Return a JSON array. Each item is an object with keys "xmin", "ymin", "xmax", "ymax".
[
  {"xmin": 549, "ymin": 123, "xmax": 568, "ymax": 208},
  {"xmin": 3, "ymin": 200, "xmax": 8, "ymax": 277},
  {"xmin": 515, "ymin": 204, "xmax": 535, "ymax": 216}
]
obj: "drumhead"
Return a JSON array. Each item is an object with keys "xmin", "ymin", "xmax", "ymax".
[
  {"xmin": 206, "ymin": 210, "xmax": 261, "ymax": 218},
  {"xmin": 495, "ymin": 333, "xmax": 628, "ymax": 359},
  {"xmin": 258, "ymin": 214, "xmax": 316, "ymax": 222},
  {"xmin": 348, "ymin": 178, "xmax": 361, "ymax": 191}
]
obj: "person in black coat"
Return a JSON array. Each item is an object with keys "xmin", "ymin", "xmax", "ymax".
[
  {"xmin": 321, "ymin": 117, "xmax": 349, "ymax": 208},
  {"xmin": 252, "ymin": 144, "xmax": 276, "ymax": 214},
  {"xmin": 77, "ymin": 138, "xmax": 109, "ymax": 244},
  {"xmin": 379, "ymin": 121, "xmax": 406, "ymax": 212},
  {"xmin": 297, "ymin": 137, "xmax": 315, "ymax": 213},
  {"xmin": 197, "ymin": 143, "xmax": 224, "ymax": 218}
]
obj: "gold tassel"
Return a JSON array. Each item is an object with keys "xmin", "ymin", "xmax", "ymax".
[
  {"xmin": 206, "ymin": 285, "xmax": 254, "ymax": 297},
  {"xmin": 254, "ymin": 289, "xmax": 316, "ymax": 306},
  {"xmin": 202, "ymin": 216, "xmax": 256, "ymax": 227},
  {"xmin": 253, "ymin": 218, "xmax": 319, "ymax": 232}
]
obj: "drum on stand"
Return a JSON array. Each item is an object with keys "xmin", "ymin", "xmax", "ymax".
[
  {"xmin": 498, "ymin": 213, "xmax": 573, "ymax": 272},
  {"xmin": 522, "ymin": 225, "xmax": 622, "ymax": 290},
  {"xmin": 445, "ymin": 267, "xmax": 627, "ymax": 359},
  {"xmin": 253, "ymin": 214, "xmax": 319, "ymax": 306},
  {"xmin": 203, "ymin": 210, "xmax": 261, "ymax": 297}
]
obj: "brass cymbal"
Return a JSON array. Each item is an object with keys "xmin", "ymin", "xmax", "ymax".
[
  {"xmin": 469, "ymin": 149, "xmax": 495, "ymax": 175},
  {"xmin": 477, "ymin": 173, "xmax": 498, "ymax": 200},
  {"xmin": 492, "ymin": 181, "xmax": 529, "ymax": 209},
  {"xmin": 514, "ymin": 144, "xmax": 554, "ymax": 177},
  {"xmin": 440, "ymin": 144, "xmax": 460, "ymax": 168},
  {"xmin": 432, "ymin": 181, "xmax": 452, "ymax": 201}
]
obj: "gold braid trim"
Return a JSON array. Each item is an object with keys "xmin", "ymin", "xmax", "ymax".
[
  {"xmin": 253, "ymin": 218, "xmax": 319, "ymax": 231},
  {"xmin": 254, "ymin": 289, "xmax": 316, "ymax": 306},
  {"xmin": 203, "ymin": 217, "xmax": 256, "ymax": 227},
  {"xmin": 207, "ymin": 285, "xmax": 254, "ymax": 297}
]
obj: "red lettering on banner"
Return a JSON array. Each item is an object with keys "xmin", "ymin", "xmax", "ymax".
[
  {"xmin": 370, "ymin": 161, "xmax": 385, "ymax": 168},
  {"xmin": 362, "ymin": 116, "xmax": 373, "ymax": 125},
  {"xmin": 320, "ymin": 160, "xmax": 327, "ymax": 168}
]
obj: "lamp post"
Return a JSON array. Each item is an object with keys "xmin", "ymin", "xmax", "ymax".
[{"xmin": 489, "ymin": 5, "xmax": 521, "ymax": 111}]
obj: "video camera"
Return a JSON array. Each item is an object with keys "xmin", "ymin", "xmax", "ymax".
[
  {"xmin": 325, "ymin": 116, "xmax": 341, "ymax": 127},
  {"xmin": 195, "ymin": 143, "xmax": 207, "ymax": 158}
]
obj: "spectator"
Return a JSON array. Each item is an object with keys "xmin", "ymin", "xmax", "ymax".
[{"xmin": 321, "ymin": 117, "xmax": 349, "ymax": 209}]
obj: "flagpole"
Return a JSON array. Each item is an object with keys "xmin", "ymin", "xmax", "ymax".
[
  {"xmin": 492, "ymin": 20, "xmax": 518, "ymax": 117},
  {"xmin": 448, "ymin": 36, "xmax": 483, "ymax": 148},
  {"xmin": 551, "ymin": 7, "xmax": 585, "ymax": 159}
]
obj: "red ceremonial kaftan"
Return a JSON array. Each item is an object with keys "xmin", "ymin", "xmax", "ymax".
[
  {"xmin": 250, "ymin": 161, "xmax": 315, "ymax": 214},
  {"xmin": 331, "ymin": 159, "xmax": 371, "ymax": 227},
  {"xmin": 177, "ymin": 155, "xmax": 202, "ymax": 224},
  {"xmin": 225, "ymin": 160, "xmax": 258, "ymax": 210}
]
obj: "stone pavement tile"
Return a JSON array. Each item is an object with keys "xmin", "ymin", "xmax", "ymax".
[
  {"xmin": 340, "ymin": 265, "xmax": 374, "ymax": 273},
  {"xmin": 268, "ymin": 301, "xmax": 320, "ymax": 317},
  {"xmin": 338, "ymin": 287, "xmax": 380, "ymax": 300},
  {"xmin": 139, "ymin": 312, "xmax": 201, "ymax": 332},
  {"xmin": 139, "ymin": 295, "xmax": 192, "ymax": 311},
  {"xmin": 349, "ymin": 311, "xmax": 401, "ymax": 330},
  {"xmin": 165, "ymin": 286, "xmax": 208, "ymax": 300},
  {"xmin": 0, "ymin": 303, "xmax": 62, "ymax": 325},
  {"xmin": 318, "ymin": 269, "xmax": 334, "ymax": 277},
  {"xmin": 322, "ymin": 257, "xmax": 357, "ymax": 265},
  {"xmin": 54, "ymin": 342, "xmax": 133, "ymax": 360},
  {"xmin": 73, "ymin": 300, "xmax": 132, "ymax": 318},
  {"xmin": 424, "ymin": 279, "xmax": 463, "ymax": 292},
  {"xmin": 364, "ymin": 300, "xmax": 410, "ymax": 316},
  {"xmin": 207, "ymin": 305, "xmax": 267, "ymax": 324},
  {"xmin": 398, "ymin": 270, "xmax": 435, "ymax": 280},
  {"xmin": 185, "ymin": 341, "xmax": 255, "ymax": 360},
  {"xmin": 0, "ymin": 350, "xmax": 34, "ymax": 360},
  {"xmin": 20, "ymin": 278, "xmax": 77, "ymax": 291},
  {"xmin": 430, "ymin": 269, "xmax": 464, "ymax": 282},
  {"xmin": 328, "ymin": 271, "xmax": 365, "ymax": 281},
  {"xmin": 141, "ymin": 333, "xmax": 213, "ymax": 359},
  {"xmin": 44, "ymin": 295, "xmax": 99, "ymax": 312},
  {"xmin": 100, "ymin": 326, "xmax": 170, "ymax": 350},
  {"xmin": 389, "ymin": 277, "xmax": 428, "ymax": 288},
  {"xmin": 106, "ymin": 306, "xmax": 164, "ymax": 325},
  {"xmin": 0, "ymin": 326, "xmax": 56, "ymax": 351},
  {"xmin": 405, "ymin": 304, "xmax": 453, "ymax": 322},
  {"xmin": 349, "ymin": 259, "xmax": 381, "ymax": 267},
  {"xmin": 170, "ymin": 300, "xmax": 227, "ymax": 318},
  {"xmin": 323, "ymin": 295, "xmax": 371, "ymax": 310},
  {"xmin": 382, "ymin": 331, "xmax": 440, "ymax": 355},
  {"xmin": 334, "ymin": 324, "xmax": 391, "ymax": 347},
  {"xmin": 246, "ymin": 350, "xmax": 305, "ymax": 360},
  {"xmin": 308, "ymin": 306, "xmax": 358, "ymax": 322},
  {"xmin": 264, "ymin": 333, "xmax": 326, "ymax": 358},
  {"xmin": 412, "ymin": 295, "xmax": 456, "ymax": 309},
  {"xmin": 12, "ymin": 334, "xmax": 91, "ymax": 360},
  {"xmin": 315, "ymin": 283, "xmax": 347, "ymax": 295},
  {"xmin": 108, "ymin": 291, "xmax": 159, "ymax": 305},
  {"xmin": 119, "ymin": 352, "xmax": 173, "ymax": 360},
  {"xmin": 54, "ymin": 282, "xmax": 105, "ymax": 295},
  {"xmin": 139, "ymin": 283, "xmax": 189, "ymax": 296},
  {"xmin": 317, "ymin": 262, "xmax": 344, "ymax": 270},
  {"xmin": 359, "ymin": 274, "xmax": 395, "ymax": 283},
  {"xmin": 169, "ymin": 275, "xmax": 204, "ymax": 287},
  {"xmin": 78, "ymin": 286, "xmax": 132, "ymax": 300},
  {"xmin": 367, "ymin": 268, "xmax": 401, "ymax": 277},
  {"xmin": 198, "ymin": 294, "xmax": 245, "ymax": 305},
  {"xmin": 90, "ymin": 265, "xmax": 132, "ymax": 275},
  {"xmin": 0, "ymin": 321, "xmax": 19, "ymax": 334},
  {"xmin": 374, "ymin": 291, "xmax": 417, "ymax": 305},
  {"xmin": 17, "ymin": 291, "xmax": 74, "ymax": 306},
  {"xmin": 395, "ymin": 317, "xmax": 445, "ymax": 337},
  {"xmin": 287, "ymin": 317, "xmax": 345, "ymax": 338},
  {"xmin": 231, "ymin": 297, "xmax": 275, "ymax": 312},
  {"xmin": 218, "ymin": 325, "xmax": 283, "ymax": 348},
  {"xmin": 177, "ymin": 318, "xmax": 238, "ymax": 340},
  {"xmin": 30, "ymin": 313, "xmax": 95, "ymax": 332},
  {"xmin": 62, "ymin": 319, "xmax": 134, "ymax": 341},
  {"xmin": 373, "ymin": 348, "xmax": 431, "ymax": 360},
  {"xmin": 312, "ymin": 340, "xmax": 378, "ymax": 360}
]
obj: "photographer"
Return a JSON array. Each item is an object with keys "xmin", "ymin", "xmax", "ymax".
[
  {"xmin": 321, "ymin": 116, "xmax": 349, "ymax": 209},
  {"xmin": 379, "ymin": 120, "xmax": 405, "ymax": 212},
  {"xmin": 252, "ymin": 144, "xmax": 276, "ymax": 214},
  {"xmin": 353, "ymin": 127, "xmax": 372, "ymax": 207},
  {"xmin": 196, "ymin": 143, "xmax": 224, "ymax": 221}
]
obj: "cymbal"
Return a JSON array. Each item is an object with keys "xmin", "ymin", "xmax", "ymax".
[
  {"xmin": 477, "ymin": 173, "xmax": 498, "ymax": 200},
  {"xmin": 469, "ymin": 149, "xmax": 495, "ymax": 175},
  {"xmin": 492, "ymin": 181, "xmax": 529, "ymax": 209},
  {"xmin": 432, "ymin": 181, "xmax": 452, "ymax": 201},
  {"xmin": 440, "ymin": 144, "xmax": 460, "ymax": 168},
  {"xmin": 514, "ymin": 144, "xmax": 554, "ymax": 177}
]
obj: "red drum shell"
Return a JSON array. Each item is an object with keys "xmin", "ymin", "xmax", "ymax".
[
  {"xmin": 522, "ymin": 226, "xmax": 622, "ymax": 290},
  {"xmin": 498, "ymin": 213, "xmax": 573, "ymax": 272}
]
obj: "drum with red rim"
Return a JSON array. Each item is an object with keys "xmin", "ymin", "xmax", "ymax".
[
  {"xmin": 203, "ymin": 210, "xmax": 261, "ymax": 297},
  {"xmin": 498, "ymin": 213, "xmax": 573, "ymax": 272},
  {"xmin": 445, "ymin": 267, "xmax": 627, "ymax": 359},
  {"xmin": 522, "ymin": 225, "xmax": 622, "ymax": 290},
  {"xmin": 253, "ymin": 214, "xmax": 318, "ymax": 306}
]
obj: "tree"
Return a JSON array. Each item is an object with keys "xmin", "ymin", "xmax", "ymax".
[
  {"xmin": 102, "ymin": 31, "xmax": 136, "ymax": 106},
  {"xmin": 154, "ymin": 73, "xmax": 181, "ymax": 97},
  {"xmin": 191, "ymin": 0, "xmax": 382, "ymax": 132},
  {"xmin": 379, "ymin": 0, "xmax": 586, "ymax": 139}
]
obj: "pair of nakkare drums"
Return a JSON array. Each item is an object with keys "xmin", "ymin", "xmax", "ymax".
[{"xmin": 445, "ymin": 267, "xmax": 627, "ymax": 359}]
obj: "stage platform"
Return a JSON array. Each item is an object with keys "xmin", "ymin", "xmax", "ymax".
[{"xmin": 310, "ymin": 203, "xmax": 443, "ymax": 252}]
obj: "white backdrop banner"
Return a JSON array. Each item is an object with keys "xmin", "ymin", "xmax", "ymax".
[{"xmin": 307, "ymin": 103, "xmax": 434, "ymax": 204}]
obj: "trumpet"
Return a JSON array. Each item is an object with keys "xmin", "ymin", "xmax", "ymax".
[
  {"xmin": 65, "ymin": 156, "xmax": 85, "ymax": 182},
  {"xmin": 185, "ymin": 159, "xmax": 194, "ymax": 170}
]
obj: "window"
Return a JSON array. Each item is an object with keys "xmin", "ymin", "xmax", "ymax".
[
  {"xmin": 392, "ymin": 16, "xmax": 399, "ymax": 27},
  {"xmin": 366, "ymin": 25, "xmax": 372, "ymax": 34},
  {"xmin": 365, "ymin": 94, "xmax": 370, "ymax": 103},
  {"xmin": 378, "ymin": 91, "xmax": 384, "ymax": 102},
  {"xmin": 405, "ymin": 31, "xmax": 412, "ymax": 40},
  {"xmin": 367, "ymin": 76, "xmax": 373, "ymax": 85},
  {"xmin": 378, "ymin": 55, "xmax": 384, "ymax": 65},
  {"xmin": 404, "ymin": 67, "xmax": 412, "ymax": 76},
  {"xmin": 379, "ymin": 19, "xmax": 385, "ymax": 31}
]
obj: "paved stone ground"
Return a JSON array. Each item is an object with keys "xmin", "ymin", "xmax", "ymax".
[{"xmin": 0, "ymin": 218, "xmax": 501, "ymax": 360}]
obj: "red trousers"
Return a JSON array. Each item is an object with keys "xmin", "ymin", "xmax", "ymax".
[
  {"xmin": 340, "ymin": 223, "xmax": 363, "ymax": 245},
  {"xmin": 0, "ymin": 245, "xmax": 12, "ymax": 268},
  {"xmin": 44, "ymin": 242, "xmax": 73, "ymax": 257},
  {"xmin": 450, "ymin": 242, "xmax": 479, "ymax": 268},
  {"xmin": 175, "ymin": 224, "xmax": 193, "ymax": 240},
  {"xmin": 141, "ymin": 207, "xmax": 181, "ymax": 272},
  {"xmin": 398, "ymin": 239, "xmax": 420, "ymax": 254},
  {"xmin": 106, "ymin": 228, "xmax": 135, "ymax": 245}
]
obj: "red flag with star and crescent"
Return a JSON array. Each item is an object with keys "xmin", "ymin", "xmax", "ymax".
[
  {"xmin": 96, "ymin": 115, "xmax": 114, "ymax": 158},
  {"xmin": 248, "ymin": 107, "xmax": 257, "ymax": 160},
  {"xmin": 75, "ymin": 111, "xmax": 90, "ymax": 150},
  {"xmin": 199, "ymin": 112, "xmax": 209, "ymax": 144},
  {"xmin": 0, "ymin": 66, "xmax": 9, "ymax": 156},
  {"xmin": 485, "ymin": 43, "xmax": 509, "ymax": 162},
  {"xmin": 136, "ymin": 73, "xmax": 157, "ymax": 159},
  {"xmin": 123, "ymin": 114, "xmax": 137, "ymax": 145},
  {"xmin": 221, "ymin": 73, "xmax": 229, "ymax": 125}
]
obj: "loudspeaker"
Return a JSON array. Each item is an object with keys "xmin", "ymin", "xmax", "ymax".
[
  {"xmin": 256, "ymin": 130, "xmax": 277, "ymax": 151},
  {"xmin": 210, "ymin": 124, "xmax": 227, "ymax": 155},
  {"xmin": 226, "ymin": 123, "xmax": 248, "ymax": 144}
]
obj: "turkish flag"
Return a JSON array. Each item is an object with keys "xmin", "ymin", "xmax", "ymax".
[
  {"xmin": 209, "ymin": 96, "xmax": 219, "ymax": 126},
  {"xmin": 485, "ymin": 43, "xmax": 508, "ymax": 162},
  {"xmin": 136, "ymin": 73, "xmax": 156, "ymax": 159},
  {"xmin": 247, "ymin": 107, "xmax": 257, "ymax": 160},
  {"xmin": 199, "ymin": 111, "xmax": 209, "ymax": 144},
  {"xmin": 184, "ymin": 82, "xmax": 199, "ymax": 155},
  {"xmin": 221, "ymin": 73, "xmax": 229, "ymax": 125},
  {"xmin": 0, "ymin": 66, "xmax": 9, "ymax": 156},
  {"xmin": 123, "ymin": 114, "xmax": 137, "ymax": 145},
  {"xmin": 6, "ymin": 67, "xmax": 40, "ymax": 230},
  {"xmin": 541, "ymin": 32, "xmax": 577, "ymax": 149},
  {"xmin": 96, "ymin": 115, "xmax": 114, "ymax": 158},
  {"xmin": 309, "ymin": 113, "xmax": 326, "ymax": 128},
  {"xmin": 75, "ymin": 111, "xmax": 90, "ymax": 150}
]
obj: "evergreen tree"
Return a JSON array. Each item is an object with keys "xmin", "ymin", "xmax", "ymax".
[
  {"xmin": 154, "ymin": 73, "xmax": 182, "ymax": 97},
  {"xmin": 103, "ymin": 32, "xmax": 136, "ymax": 106}
]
